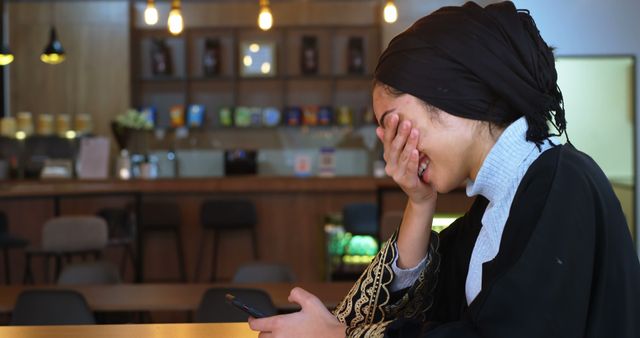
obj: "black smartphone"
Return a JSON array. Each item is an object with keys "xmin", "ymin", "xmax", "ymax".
[{"xmin": 225, "ymin": 293, "xmax": 267, "ymax": 319}]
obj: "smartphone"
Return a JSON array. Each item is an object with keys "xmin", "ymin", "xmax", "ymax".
[{"xmin": 225, "ymin": 293, "xmax": 267, "ymax": 318}]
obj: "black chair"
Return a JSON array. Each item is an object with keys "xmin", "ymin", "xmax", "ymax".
[
  {"xmin": 57, "ymin": 261, "xmax": 122, "ymax": 285},
  {"xmin": 232, "ymin": 262, "xmax": 295, "ymax": 283},
  {"xmin": 23, "ymin": 216, "xmax": 108, "ymax": 284},
  {"xmin": 0, "ymin": 212, "xmax": 28, "ymax": 284},
  {"xmin": 194, "ymin": 199, "xmax": 258, "ymax": 282},
  {"xmin": 96, "ymin": 208, "xmax": 136, "ymax": 278},
  {"xmin": 137, "ymin": 201, "xmax": 187, "ymax": 282},
  {"xmin": 194, "ymin": 288, "xmax": 276, "ymax": 323},
  {"xmin": 331, "ymin": 203, "xmax": 379, "ymax": 281},
  {"xmin": 11, "ymin": 289, "xmax": 95, "ymax": 325},
  {"xmin": 343, "ymin": 203, "xmax": 379, "ymax": 238}
]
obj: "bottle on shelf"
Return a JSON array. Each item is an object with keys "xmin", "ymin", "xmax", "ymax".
[
  {"xmin": 202, "ymin": 38, "xmax": 221, "ymax": 77},
  {"xmin": 347, "ymin": 37, "xmax": 365, "ymax": 74},
  {"xmin": 150, "ymin": 38, "xmax": 173, "ymax": 76},
  {"xmin": 116, "ymin": 149, "xmax": 131, "ymax": 180},
  {"xmin": 301, "ymin": 35, "xmax": 319, "ymax": 75}
]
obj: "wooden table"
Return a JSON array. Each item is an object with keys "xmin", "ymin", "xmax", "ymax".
[
  {"xmin": 0, "ymin": 282, "xmax": 353, "ymax": 313},
  {"xmin": 0, "ymin": 323, "xmax": 257, "ymax": 338}
]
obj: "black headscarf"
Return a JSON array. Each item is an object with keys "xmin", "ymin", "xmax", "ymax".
[{"xmin": 375, "ymin": 1, "xmax": 566, "ymax": 145}]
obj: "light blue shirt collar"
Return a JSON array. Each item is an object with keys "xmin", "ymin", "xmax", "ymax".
[{"xmin": 466, "ymin": 117, "xmax": 539, "ymax": 203}]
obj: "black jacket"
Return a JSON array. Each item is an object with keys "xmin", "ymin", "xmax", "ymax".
[{"xmin": 387, "ymin": 144, "xmax": 640, "ymax": 338}]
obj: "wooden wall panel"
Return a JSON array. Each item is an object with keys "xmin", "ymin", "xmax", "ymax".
[{"xmin": 8, "ymin": 1, "xmax": 130, "ymax": 138}]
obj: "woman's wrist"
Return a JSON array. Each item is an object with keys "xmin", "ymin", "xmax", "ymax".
[
  {"xmin": 396, "ymin": 199, "xmax": 436, "ymax": 268},
  {"xmin": 407, "ymin": 196, "xmax": 437, "ymax": 214}
]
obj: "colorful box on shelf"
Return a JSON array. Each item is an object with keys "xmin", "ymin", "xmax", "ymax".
[
  {"xmin": 262, "ymin": 107, "xmax": 281, "ymax": 127},
  {"xmin": 187, "ymin": 104, "xmax": 205, "ymax": 128},
  {"xmin": 250, "ymin": 107, "xmax": 262, "ymax": 127},
  {"xmin": 218, "ymin": 107, "xmax": 233, "ymax": 127},
  {"xmin": 336, "ymin": 106, "xmax": 353, "ymax": 126},
  {"xmin": 140, "ymin": 107, "xmax": 157, "ymax": 128},
  {"xmin": 169, "ymin": 105, "xmax": 185, "ymax": 128},
  {"xmin": 234, "ymin": 106, "xmax": 252, "ymax": 127},
  {"xmin": 285, "ymin": 106, "xmax": 302, "ymax": 126},
  {"xmin": 303, "ymin": 105, "xmax": 319, "ymax": 126},
  {"xmin": 318, "ymin": 106, "xmax": 333, "ymax": 126}
]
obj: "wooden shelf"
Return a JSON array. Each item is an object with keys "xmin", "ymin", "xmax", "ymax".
[{"xmin": 131, "ymin": 24, "xmax": 381, "ymax": 142}]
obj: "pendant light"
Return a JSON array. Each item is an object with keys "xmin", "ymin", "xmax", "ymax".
[
  {"xmin": 258, "ymin": 0, "xmax": 273, "ymax": 31},
  {"xmin": 144, "ymin": 0, "xmax": 159, "ymax": 26},
  {"xmin": 41, "ymin": 27, "xmax": 65, "ymax": 65},
  {"xmin": 0, "ymin": 45, "xmax": 12, "ymax": 66},
  {"xmin": 41, "ymin": 2, "xmax": 65, "ymax": 65},
  {"xmin": 383, "ymin": 1, "xmax": 398, "ymax": 24},
  {"xmin": 167, "ymin": 0, "xmax": 184, "ymax": 35},
  {"xmin": 0, "ymin": 0, "xmax": 12, "ymax": 66}
]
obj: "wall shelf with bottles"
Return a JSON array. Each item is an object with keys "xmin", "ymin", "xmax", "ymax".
[{"xmin": 130, "ymin": 25, "xmax": 381, "ymax": 132}]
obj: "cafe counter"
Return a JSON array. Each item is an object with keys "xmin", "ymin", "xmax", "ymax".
[{"xmin": 0, "ymin": 177, "xmax": 473, "ymax": 283}]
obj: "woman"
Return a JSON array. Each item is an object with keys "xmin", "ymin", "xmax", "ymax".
[{"xmin": 250, "ymin": 1, "xmax": 640, "ymax": 337}]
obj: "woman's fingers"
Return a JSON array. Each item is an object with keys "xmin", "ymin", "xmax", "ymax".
[
  {"xmin": 375, "ymin": 127, "xmax": 384, "ymax": 143},
  {"xmin": 388, "ymin": 120, "xmax": 411, "ymax": 165},
  {"xmin": 288, "ymin": 287, "xmax": 326, "ymax": 312},
  {"xmin": 383, "ymin": 113, "xmax": 399, "ymax": 145},
  {"xmin": 249, "ymin": 315, "xmax": 278, "ymax": 332},
  {"xmin": 404, "ymin": 128, "xmax": 420, "ymax": 176}
]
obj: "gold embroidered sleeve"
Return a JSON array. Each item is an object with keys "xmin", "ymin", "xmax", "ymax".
[{"xmin": 332, "ymin": 231, "xmax": 441, "ymax": 338}]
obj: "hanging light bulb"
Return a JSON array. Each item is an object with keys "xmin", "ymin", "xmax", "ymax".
[
  {"xmin": 258, "ymin": 0, "xmax": 273, "ymax": 31},
  {"xmin": 383, "ymin": 1, "xmax": 398, "ymax": 24},
  {"xmin": 144, "ymin": 0, "xmax": 159, "ymax": 26},
  {"xmin": 0, "ymin": 45, "xmax": 13, "ymax": 66},
  {"xmin": 41, "ymin": 27, "xmax": 66, "ymax": 65},
  {"xmin": 167, "ymin": 0, "xmax": 184, "ymax": 35}
]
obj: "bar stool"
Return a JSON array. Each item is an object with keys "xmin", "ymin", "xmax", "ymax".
[
  {"xmin": 0, "ymin": 212, "xmax": 28, "ymax": 284},
  {"xmin": 194, "ymin": 199, "xmax": 258, "ymax": 282},
  {"xmin": 137, "ymin": 201, "xmax": 187, "ymax": 282}
]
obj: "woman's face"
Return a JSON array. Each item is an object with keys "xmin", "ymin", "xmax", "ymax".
[{"xmin": 373, "ymin": 84, "xmax": 496, "ymax": 193}]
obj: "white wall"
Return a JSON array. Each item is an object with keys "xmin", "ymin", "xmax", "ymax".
[{"xmin": 383, "ymin": 0, "xmax": 640, "ymax": 252}]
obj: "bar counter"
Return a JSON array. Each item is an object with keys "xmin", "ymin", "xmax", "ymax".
[
  {"xmin": 0, "ymin": 177, "xmax": 472, "ymax": 283},
  {"xmin": 0, "ymin": 177, "xmax": 400, "ymax": 197}
]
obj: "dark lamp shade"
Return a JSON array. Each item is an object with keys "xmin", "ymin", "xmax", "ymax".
[
  {"xmin": 41, "ymin": 27, "xmax": 65, "ymax": 65},
  {"xmin": 0, "ymin": 45, "xmax": 13, "ymax": 66}
]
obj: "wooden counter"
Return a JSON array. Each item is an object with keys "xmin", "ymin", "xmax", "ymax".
[
  {"xmin": 0, "ymin": 282, "xmax": 353, "ymax": 313},
  {"xmin": 0, "ymin": 323, "xmax": 257, "ymax": 338},
  {"xmin": 0, "ymin": 177, "xmax": 396, "ymax": 197},
  {"xmin": 0, "ymin": 177, "xmax": 473, "ymax": 283}
]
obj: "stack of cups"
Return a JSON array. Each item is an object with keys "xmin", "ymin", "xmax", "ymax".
[
  {"xmin": 16, "ymin": 112, "xmax": 34, "ymax": 136},
  {"xmin": 37, "ymin": 114, "xmax": 54, "ymax": 135},
  {"xmin": 0, "ymin": 117, "xmax": 16, "ymax": 137},
  {"xmin": 56, "ymin": 114, "xmax": 70, "ymax": 137}
]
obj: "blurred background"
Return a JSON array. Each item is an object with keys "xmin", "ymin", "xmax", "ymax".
[{"xmin": 0, "ymin": 0, "xmax": 635, "ymax": 326}]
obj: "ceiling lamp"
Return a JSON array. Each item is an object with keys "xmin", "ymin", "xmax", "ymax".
[
  {"xmin": 383, "ymin": 1, "xmax": 398, "ymax": 23},
  {"xmin": 144, "ymin": 0, "xmax": 159, "ymax": 26},
  {"xmin": 168, "ymin": 0, "xmax": 184, "ymax": 35},
  {"xmin": 0, "ymin": 45, "xmax": 13, "ymax": 66},
  {"xmin": 41, "ymin": 27, "xmax": 65, "ymax": 65},
  {"xmin": 258, "ymin": 0, "xmax": 273, "ymax": 31}
]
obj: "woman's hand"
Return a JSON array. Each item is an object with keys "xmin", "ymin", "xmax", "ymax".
[
  {"xmin": 376, "ymin": 113, "xmax": 437, "ymax": 268},
  {"xmin": 248, "ymin": 287, "xmax": 346, "ymax": 338},
  {"xmin": 376, "ymin": 113, "xmax": 435, "ymax": 206}
]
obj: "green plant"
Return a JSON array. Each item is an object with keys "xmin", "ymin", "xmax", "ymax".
[{"xmin": 114, "ymin": 109, "xmax": 153, "ymax": 130}]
